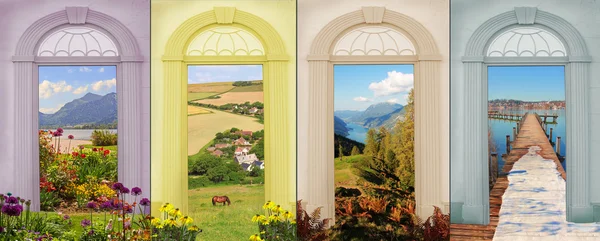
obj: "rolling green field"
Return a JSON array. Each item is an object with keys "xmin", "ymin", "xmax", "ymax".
[
  {"xmin": 188, "ymin": 185, "xmax": 264, "ymax": 241},
  {"xmin": 334, "ymin": 154, "xmax": 369, "ymax": 187},
  {"xmin": 228, "ymin": 84, "xmax": 263, "ymax": 92},
  {"xmin": 188, "ymin": 92, "xmax": 220, "ymax": 101}
]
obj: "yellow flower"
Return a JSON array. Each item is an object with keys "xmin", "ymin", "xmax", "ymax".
[
  {"xmin": 179, "ymin": 216, "xmax": 193, "ymax": 225},
  {"xmin": 262, "ymin": 201, "xmax": 275, "ymax": 210},
  {"xmin": 188, "ymin": 225, "xmax": 200, "ymax": 232},
  {"xmin": 290, "ymin": 220, "xmax": 297, "ymax": 225},
  {"xmin": 271, "ymin": 205, "xmax": 283, "ymax": 214},
  {"xmin": 282, "ymin": 211, "xmax": 294, "ymax": 220},
  {"xmin": 252, "ymin": 214, "xmax": 266, "ymax": 223},
  {"xmin": 169, "ymin": 208, "xmax": 182, "ymax": 217},
  {"xmin": 160, "ymin": 203, "xmax": 174, "ymax": 213},
  {"xmin": 268, "ymin": 214, "xmax": 280, "ymax": 223},
  {"xmin": 260, "ymin": 218, "xmax": 269, "ymax": 225},
  {"xmin": 163, "ymin": 218, "xmax": 177, "ymax": 227},
  {"xmin": 151, "ymin": 217, "xmax": 161, "ymax": 227},
  {"xmin": 156, "ymin": 223, "xmax": 164, "ymax": 229},
  {"xmin": 249, "ymin": 234, "xmax": 263, "ymax": 241}
]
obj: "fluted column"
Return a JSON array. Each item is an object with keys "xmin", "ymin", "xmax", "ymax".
[
  {"xmin": 264, "ymin": 60, "xmax": 295, "ymax": 211},
  {"xmin": 566, "ymin": 61, "xmax": 592, "ymax": 222},
  {"xmin": 415, "ymin": 60, "xmax": 444, "ymax": 217},
  {"xmin": 305, "ymin": 59, "xmax": 335, "ymax": 222},
  {"xmin": 461, "ymin": 60, "xmax": 489, "ymax": 224},
  {"xmin": 13, "ymin": 59, "xmax": 39, "ymax": 211}
]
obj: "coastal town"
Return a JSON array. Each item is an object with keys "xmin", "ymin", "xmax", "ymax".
[{"xmin": 488, "ymin": 99, "xmax": 566, "ymax": 111}]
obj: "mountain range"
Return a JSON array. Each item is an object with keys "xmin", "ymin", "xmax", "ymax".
[
  {"xmin": 334, "ymin": 102, "xmax": 405, "ymax": 137},
  {"xmin": 39, "ymin": 92, "xmax": 117, "ymax": 128}
]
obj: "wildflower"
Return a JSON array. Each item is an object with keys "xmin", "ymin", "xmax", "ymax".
[
  {"xmin": 1, "ymin": 204, "xmax": 23, "ymax": 216},
  {"xmin": 160, "ymin": 203, "xmax": 174, "ymax": 212},
  {"xmin": 81, "ymin": 219, "xmax": 91, "ymax": 227},
  {"xmin": 268, "ymin": 214, "xmax": 280, "ymax": 223},
  {"xmin": 131, "ymin": 187, "xmax": 142, "ymax": 196},
  {"xmin": 72, "ymin": 152, "xmax": 79, "ymax": 157},
  {"xmin": 188, "ymin": 225, "xmax": 200, "ymax": 232},
  {"xmin": 252, "ymin": 214, "xmax": 266, "ymax": 223},
  {"xmin": 179, "ymin": 216, "xmax": 193, "ymax": 225},
  {"xmin": 121, "ymin": 187, "xmax": 130, "ymax": 194},
  {"xmin": 139, "ymin": 198, "xmax": 150, "ymax": 206},
  {"xmin": 57, "ymin": 128, "xmax": 64, "ymax": 133},
  {"xmin": 100, "ymin": 201, "xmax": 112, "ymax": 210},
  {"xmin": 262, "ymin": 201, "xmax": 275, "ymax": 210},
  {"xmin": 249, "ymin": 234, "xmax": 263, "ymax": 241},
  {"xmin": 271, "ymin": 205, "xmax": 282, "ymax": 213},
  {"xmin": 87, "ymin": 201, "xmax": 97, "ymax": 209},
  {"xmin": 103, "ymin": 150, "xmax": 111, "ymax": 156},
  {"xmin": 260, "ymin": 218, "xmax": 269, "ymax": 225},
  {"xmin": 63, "ymin": 215, "xmax": 70, "ymax": 220},
  {"xmin": 5, "ymin": 196, "xmax": 18, "ymax": 204},
  {"xmin": 111, "ymin": 182, "xmax": 124, "ymax": 191},
  {"xmin": 79, "ymin": 145, "xmax": 84, "ymax": 150},
  {"xmin": 164, "ymin": 218, "xmax": 177, "ymax": 227},
  {"xmin": 151, "ymin": 217, "xmax": 161, "ymax": 226},
  {"xmin": 282, "ymin": 211, "xmax": 293, "ymax": 220},
  {"xmin": 68, "ymin": 135, "xmax": 74, "ymax": 140},
  {"xmin": 93, "ymin": 148, "xmax": 98, "ymax": 152},
  {"xmin": 81, "ymin": 154, "xmax": 86, "ymax": 158},
  {"xmin": 169, "ymin": 208, "xmax": 182, "ymax": 217}
]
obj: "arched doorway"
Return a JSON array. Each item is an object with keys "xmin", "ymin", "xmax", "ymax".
[
  {"xmin": 453, "ymin": 7, "xmax": 592, "ymax": 224},
  {"xmin": 302, "ymin": 6, "xmax": 447, "ymax": 222},
  {"xmin": 12, "ymin": 6, "xmax": 146, "ymax": 211},
  {"xmin": 154, "ymin": 7, "xmax": 295, "ymax": 214}
]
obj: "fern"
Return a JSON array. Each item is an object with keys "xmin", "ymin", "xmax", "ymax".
[{"xmin": 296, "ymin": 200, "xmax": 330, "ymax": 241}]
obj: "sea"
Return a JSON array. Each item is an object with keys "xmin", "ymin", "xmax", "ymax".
[{"xmin": 346, "ymin": 122, "xmax": 369, "ymax": 144}]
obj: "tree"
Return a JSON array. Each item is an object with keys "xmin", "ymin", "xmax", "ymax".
[
  {"xmin": 392, "ymin": 88, "xmax": 415, "ymax": 188},
  {"xmin": 351, "ymin": 146, "xmax": 361, "ymax": 156},
  {"xmin": 252, "ymin": 138, "xmax": 265, "ymax": 160},
  {"xmin": 338, "ymin": 145, "xmax": 344, "ymax": 161},
  {"xmin": 363, "ymin": 128, "xmax": 379, "ymax": 156}
]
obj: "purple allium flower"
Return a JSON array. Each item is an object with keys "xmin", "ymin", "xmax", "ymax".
[
  {"xmin": 63, "ymin": 215, "xmax": 70, "ymax": 220},
  {"xmin": 2, "ymin": 204, "xmax": 23, "ymax": 216},
  {"xmin": 121, "ymin": 187, "xmax": 130, "ymax": 194},
  {"xmin": 131, "ymin": 187, "xmax": 142, "ymax": 196},
  {"xmin": 139, "ymin": 198, "xmax": 150, "ymax": 207},
  {"xmin": 5, "ymin": 197, "xmax": 18, "ymax": 204},
  {"xmin": 80, "ymin": 219, "xmax": 91, "ymax": 227},
  {"xmin": 79, "ymin": 145, "xmax": 84, "ymax": 150},
  {"xmin": 112, "ymin": 202, "xmax": 123, "ymax": 210},
  {"xmin": 87, "ymin": 230, "xmax": 94, "ymax": 236},
  {"xmin": 57, "ymin": 128, "xmax": 64, "ymax": 133},
  {"xmin": 52, "ymin": 132, "xmax": 59, "ymax": 137},
  {"xmin": 86, "ymin": 201, "xmax": 97, "ymax": 209},
  {"xmin": 100, "ymin": 201, "xmax": 112, "ymax": 210},
  {"xmin": 111, "ymin": 182, "xmax": 124, "ymax": 191},
  {"xmin": 0, "ymin": 226, "xmax": 4, "ymax": 232},
  {"xmin": 68, "ymin": 135, "xmax": 74, "ymax": 140}
]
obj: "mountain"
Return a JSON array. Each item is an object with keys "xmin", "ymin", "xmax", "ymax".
[
  {"xmin": 333, "ymin": 110, "xmax": 362, "ymax": 121},
  {"xmin": 349, "ymin": 102, "xmax": 403, "ymax": 126},
  {"xmin": 334, "ymin": 116, "xmax": 351, "ymax": 136},
  {"xmin": 40, "ymin": 92, "xmax": 117, "ymax": 127},
  {"xmin": 363, "ymin": 107, "xmax": 406, "ymax": 129}
]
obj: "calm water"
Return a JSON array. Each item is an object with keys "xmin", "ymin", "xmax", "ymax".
[
  {"xmin": 40, "ymin": 129, "xmax": 117, "ymax": 141},
  {"xmin": 489, "ymin": 109, "xmax": 566, "ymax": 171},
  {"xmin": 346, "ymin": 123, "xmax": 368, "ymax": 144}
]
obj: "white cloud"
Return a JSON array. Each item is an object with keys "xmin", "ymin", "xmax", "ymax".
[
  {"xmin": 98, "ymin": 67, "xmax": 105, "ymax": 73},
  {"xmin": 353, "ymin": 96, "xmax": 372, "ymax": 102},
  {"xmin": 386, "ymin": 98, "xmax": 399, "ymax": 104},
  {"xmin": 368, "ymin": 71, "xmax": 414, "ymax": 97},
  {"xmin": 72, "ymin": 85, "xmax": 89, "ymax": 95},
  {"xmin": 79, "ymin": 67, "xmax": 92, "ymax": 72},
  {"xmin": 91, "ymin": 78, "xmax": 117, "ymax": 91},
  {"xmin": 67, "ymin": 69, "xmax": 74, "ymax": 74},
  {"xmin": 39, "ymin": 80, "xmax": 73, "ymax": 99},
  {"xmin": 39, "ymin": 104, "xmax": 65, "ymax": 114}
]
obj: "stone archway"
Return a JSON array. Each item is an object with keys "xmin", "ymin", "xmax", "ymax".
[
  {"xmin": 12, "ymin": 6, "xmax": 145, "ymax": 211},
  {"xmin": 303, "ymin": 6, "xmax": 447, "ymax": 222},
  {"xmin": 454, "ymin": 7, "xmax": 592, "ymax": 224},
  {"xmin": 154, "ymin": 7, "xmax": 295, "ymax": 214}
]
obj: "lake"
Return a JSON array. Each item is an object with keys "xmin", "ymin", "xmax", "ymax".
[
  {"xmin": 40, "ymin": 129, "xmax": 117, "ymax": 141},
  {"xmin": 346, "ymin": 122, "xmax": 368, "ymax": 144},
  {"xmin": 489, "ymin": 109, "xmax": 566, "ymax": 171}
]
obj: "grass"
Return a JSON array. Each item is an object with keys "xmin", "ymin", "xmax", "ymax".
[
  {"xmin": 188, "ymin": 82, "xmax": 236, "ymax": 93},
  {"xmin": 82, "ymin": 144, "xmax": 118, "ymax": 152},
  {"xmin": 229, "ymin": 84, "xmax": 263, "ymax": 92},
  {"xmin": 193, "ymin": 92, "xmax": 264, "ymax": 106},
  {"xmin": 188, "ymin": 92, "xmax": 220, "ymax": 101},
  {"xmin": 188, "ymin": 184, "xmax": 264, "ymax": 241},
  {"xmin": 334, "ymin": 154, "xmax": 369, "ymax": 187},
  {"xmin": 188, "ymin": 105, "xmax": 213, "ymax": 116}
]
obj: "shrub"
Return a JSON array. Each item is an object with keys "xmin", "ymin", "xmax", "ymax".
[
  {"xmin": 250, "ymin": 201, "xmax": 296, "ymax": 241},
  {"xmin": 296, "ymin": 200, "xmax": 329, "ymax": 241},
  {"xmin": 91, "ymin": 129, "xmax": 117, "ymax": 146}
]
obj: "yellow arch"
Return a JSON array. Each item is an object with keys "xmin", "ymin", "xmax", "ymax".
[{"xmin": 152, "ymin": 7, "xmax": 296, "ymax": 215}]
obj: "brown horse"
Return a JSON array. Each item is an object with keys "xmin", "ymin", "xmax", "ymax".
[{"xmin": 212, "ymin": 196, "xmax": 231, "ymax": 206}]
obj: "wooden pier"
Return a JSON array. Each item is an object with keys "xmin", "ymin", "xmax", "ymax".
[
  {"xmin": 451, "ymin": 113, "xmax": 565, "ymax": 240},
  {"xmin": 488, "ymin": 111, "xmax": 558, "ymax": 123}
]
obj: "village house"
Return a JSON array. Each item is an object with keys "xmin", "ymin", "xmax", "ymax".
[
  {"xmin": 214, "ymin": 143, "xmax": 231, "ymax": 149},
  {"xmin": 234, "ymin": 137, "xmax": 250, "ymax": 146},
  {"xmin": 235, "ymin": 147, "xmax": 250, "ymax": 156},
  {"xmin": 240, "ymin": 160, "xmax": 265, "ymax": 172},
  {"xmin": 211, "ymin": 149, "xmax": 224, "ymax": 157},
  {"xmin": 207, "ymin": 147, "xmax": 216, "ymax": 152},
  {"xmin": 249, "ymin": 107, "xmax": 259, "ymax": 114},
  {"xmin": 235, "ymin": 153, "xmax": 259, "ymax": 165}
]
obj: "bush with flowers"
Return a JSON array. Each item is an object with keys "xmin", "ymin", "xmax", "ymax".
[
  {"xmin": 249, "ymin": 201, "xmax": 296, "ymax": 241},
  {"xmin": 38, "ymin": 128, "xmax": 118, "ymax": 211},
  {"xmin": 150, "ymin": 203, "xmax": 202, "ymax": 240}
]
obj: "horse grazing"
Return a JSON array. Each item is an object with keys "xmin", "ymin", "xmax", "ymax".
[{"xmin": 212, "ymin": 196, "xmax": 231, "ymax": 206}]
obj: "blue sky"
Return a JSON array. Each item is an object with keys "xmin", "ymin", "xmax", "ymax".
[
  {"xmin": 334, "ymin": 65, "xmax": 414, "ymax": 111},
  {"xmin": 488, "ymin": 66, "xmax": 565, "ymax": 101},
  {"xmin": 38, "ymin": 66, "xmax": 116, "ymax": 114},
  {"xmin": 188, "ymin": 65, "xmax": 263, "ymax": 84}
]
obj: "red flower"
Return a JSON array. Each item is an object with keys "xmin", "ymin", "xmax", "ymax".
[
  {"xmin": 68, "ymin": 135, "xmax": 74, "ymax": 140},
  {"xmin": 93, "ymin": 148, "xmax": 98, "ymax": 152},
  {"xmin": 72, "ymin": 152, "xmax": 79, "ymax": 157},
  {"xmin": 103, "ymin": 150, "xmax": 110, "ymax": 156},
  {"xmin": 99, "ymin": 147, "xmax": 104, "ymax": 151},
  {"xmin": 81, "ymin": 154, "xmax": 86, "ymax": 158}
]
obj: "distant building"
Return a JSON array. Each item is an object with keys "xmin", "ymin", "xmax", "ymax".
[
  {"xmin": 235, "ymin": 147, "xmax": 250, "ymax": 156},
  {"xmin": 253, "ymin": 161, "xmax": 264, "ymax": 169},
  {"xmin": 249, "ymin": 107, "xmax": 259, "ymax": 114},
  {"xmin": 235, "ymin": 153, "xmax": 259, "ymax": 165},
  {"xmin": 212, "ymin": 149, "xmax": 224, "ymax": 157},
  {"xmin": 207, "ymin": 147, "xmax": 216, "ymax": 152},
  {"xmin": 215, "ymin": 143, "xmax": 231, "ymax": 149},
  {"xmin": 234, "ymin": 137, "xmax": 250, "ymax": 146}
]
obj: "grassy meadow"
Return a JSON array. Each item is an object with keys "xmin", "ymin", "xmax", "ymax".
[
  {"xmin": 188, "ymin": 185, "xmax": 264, "ymax": 241},
  {"xmin": 188, "ymin": 105, "xmax": 213, "ymax": 116}
]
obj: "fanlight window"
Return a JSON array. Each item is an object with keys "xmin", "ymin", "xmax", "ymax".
[
  {"xmin": 333, "ymin": 26, "xmax": 416, "ymax": 56},
  {"xmin": 37, "ymin": 27, "xmax": 119, "ymax": 57},
  {"xmin": 487, "ymin": 27, "xmax": 566, "ymax": 57},
  {"xmin": 187, "ymin": 26, "xmax": 265, "ymax": 56}
]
